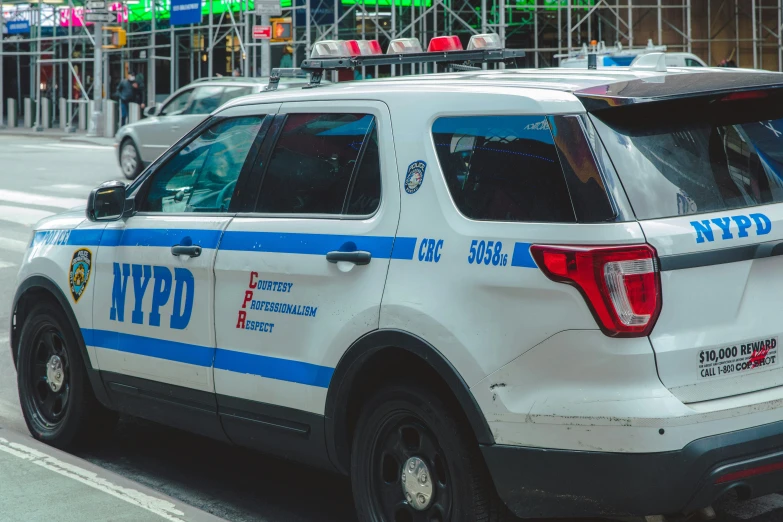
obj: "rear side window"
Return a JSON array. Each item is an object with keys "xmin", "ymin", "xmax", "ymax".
[
  {"xmin": 255, "ymin": 113, "xmax": 381, "ymax": 215},
  {"xmin": 184, "ymin": 86, "xmax": 225, "ymax": 115},
  {"xmin": 432, "ymin": 115, "xmax": 576, "ymax": 223},
  {"xmin": 592, "ymin": 95, "xmax": 783, "ymax": 220}
]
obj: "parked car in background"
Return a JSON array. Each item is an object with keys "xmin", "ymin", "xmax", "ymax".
[{"xmin": 115, "ymin": 76, "xmax": 315, "ymax": 179}]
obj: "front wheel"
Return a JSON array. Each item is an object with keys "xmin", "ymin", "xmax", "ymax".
[
  {"xmin": 351, "ymin": 383, "xmax": 506, "ymax": 522},
  {"xmin": 17, "ymin": 302, "xmax": 117, "ymax": 449},
  {"xmin": 119, "ymin": 138, "xmax": 143, "ymax": 180}
]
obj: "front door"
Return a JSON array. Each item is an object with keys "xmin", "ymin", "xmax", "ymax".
[
  {"xmin": 90, "ymin": 115, "xmax": 268, "ymax": 413},
  {"xmin": 212, "ymin": 102, "xmax": 399, "ymax": 452}
]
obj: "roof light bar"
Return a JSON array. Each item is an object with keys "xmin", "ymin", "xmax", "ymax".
[
  {"xmin": 428, "ymin": 35, "xmax": 463, "ymax": 52},
  {"xmin": 311, "ymin": 40, "xmax": 352, "ymax": 58},
  {"xmin": 348, "ymin": 39, "xmax": 383, "ymax": 55},
  {"xmin": 467, "ymin": 33, "xmax": 502, "ymax": 50},
  {"xmin": 387, "ymin": 38, "xmax": 423, "ymax": 54}
]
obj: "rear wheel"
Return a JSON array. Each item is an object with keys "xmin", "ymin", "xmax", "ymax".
[
  {"xmin": 351, "ymin": 383, "xmax": 506, "ymax": 522},
  {"xmin": 120, "ymin": 138, "xmax": 143, "ymax": 180},
  {"xmin": 17, "ymin": 301, "xmax": 117, "ymax": 449}
]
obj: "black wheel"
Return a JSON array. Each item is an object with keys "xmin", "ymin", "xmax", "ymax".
[
  {"xmin": 352, "ymin": 383, "xmax": 506, "ymax": 522},
  {"xmin": 17, "ymin": 301, "xmax": 117, "ymax": 449},
  {"xmin": 119, "ymin": 138, "xmax": 143, "ymax": 180}
]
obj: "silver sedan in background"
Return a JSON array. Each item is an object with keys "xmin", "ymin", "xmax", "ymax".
[{"xmin": 115, "ymin": 76, "xmax": 313, "ymax": 179}]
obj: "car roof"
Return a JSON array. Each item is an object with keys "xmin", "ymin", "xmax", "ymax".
[
  {"xmin": 218, "ymin": 66, "xmax": 783, "ymax": 112},
  {"xmin": 185, "ymin": 76, "xmax": 313, "ymax": 87}
]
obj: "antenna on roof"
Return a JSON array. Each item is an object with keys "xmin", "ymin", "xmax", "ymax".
[{"xmin": 630, "ymin": 52, "xmax": 668, "ymax": 72}]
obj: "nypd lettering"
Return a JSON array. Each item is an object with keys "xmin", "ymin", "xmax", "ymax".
[
  {"xmin": 69, "ymin": 248, "xmax": 92, "ymax": 303},
  {"xmin": 109, "ymin": 263, "xmax": 195, "ymax": 330},
  {"xmin": 690, "ymin": 213, "xmax": 771, "ymax": 244},
  {"xmin": 405, "ymin": 160, "xmax": 426, "ymax": 194},
  {"xmin": 698, "ymin": 336, "xmax": 778, "ymax": 379}
]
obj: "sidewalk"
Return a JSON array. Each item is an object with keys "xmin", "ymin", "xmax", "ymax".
[
  {"xmin": 0, "ymin": 127, "xmax": 116, "ymax": 147},
  {"xmin": 0, "ymin": 427, "xmax": 226, "ymax": 522}
]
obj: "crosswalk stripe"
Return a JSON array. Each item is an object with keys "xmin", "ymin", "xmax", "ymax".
[
  {"xmin": 0, "ymin": 261, "xmax": 16, "ymax": 270},
  {"xmin": 0, "ymin": 205, "xmax": 54, "ymax": 227},
  {"xmin": 0, "ymin": 189, "xmax": 84, "ymax": 210},
  {"xmin": 21, "ymin": 143, "xmax": 114, "ymax": 151},
  {"xmin": 0, "ymin": 237, "xmax": 28, "ymax": 253}
]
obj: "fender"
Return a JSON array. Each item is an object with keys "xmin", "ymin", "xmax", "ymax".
[
  {"xmin": 325, "ymin": 329, "xmax": 494, "ymax": 474},
  {"xmin": 12, "ymin": 275, "xmax": 113, "ymax": 409}
]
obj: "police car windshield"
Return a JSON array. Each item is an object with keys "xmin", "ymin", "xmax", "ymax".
[{"xmin": 591, "ymin": 92, "xmax": 783, "ymax": 220}]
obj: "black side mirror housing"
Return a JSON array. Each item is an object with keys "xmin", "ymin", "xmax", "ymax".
[
  {"xmin": 144, "ymin": 105, "xmax": 158, "ymax": 117},
  {"xmin": 87, "ymin": 181, "xmax": 127, "ymax": 222}
]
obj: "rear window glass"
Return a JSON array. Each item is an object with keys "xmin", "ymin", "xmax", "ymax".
[
  {"xmin": 432, "ymin": 115, "xmax": 576, "ymax": 223},
  {"xmin": 592, "ymin": 96, "xmax": 783, "ymax": 220}
]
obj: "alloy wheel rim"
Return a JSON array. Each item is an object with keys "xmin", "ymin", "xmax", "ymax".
[
  {"xmin": 370, "ymin": 412, "xmax": 452, "ymax": 522},
  {"xmin": 29, "ymin": 327, "xmax": 70, "ymax": 426},
  {"xmin": 121, "ymin": 144, "xmax": 137, "ymax": 175}
]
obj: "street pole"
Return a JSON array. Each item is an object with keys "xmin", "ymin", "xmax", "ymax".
[
  {"xmin": 261, "ymin": 14, "xmax": 271, "ymax": 76},
  {"xmin": 0, "ymin": 7, "xmax": 5, "ymax": 128},
  {"xmin": 35, "ymin": 0, "xmax": 43, "ymax": 131},
  {"xmin": 89, "ymin": 21, "xmax": 104, "ymax": 137}
]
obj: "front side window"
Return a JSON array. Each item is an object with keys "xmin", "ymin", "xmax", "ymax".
[
  {"xmin": 221, "ymin": 86, "xmax": 255, "ymax": 105},
  {"xmin": 139, "ymin": 116, "xmax": 264, "ymax": 213},
  {"xmin": 183, "ymin": 86, "xmax": 225, "ymax": 115},
  {"xmin": 432, "ymin": 115, "xmax": 576, "ymax": 222},
  {"xmin": 160, "ymin": 89, "xmax": 193, "ymax": 116},
  {"xmin": 255, "ymin": 113, "xmax": 381, "ymax": 215}
]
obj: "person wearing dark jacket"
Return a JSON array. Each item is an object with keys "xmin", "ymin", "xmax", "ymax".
[{"xmin": 117, "ymin": 72, "xmax": 135, "ymax": 126}]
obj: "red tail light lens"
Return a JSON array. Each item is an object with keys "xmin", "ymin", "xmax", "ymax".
[
  {"xmin": 428, "ymin": 35, "xmax": 463, "ymax": 52},
  {"xmin": 530, "ymin": 244, "xmax": 662, "ymax": 337}
]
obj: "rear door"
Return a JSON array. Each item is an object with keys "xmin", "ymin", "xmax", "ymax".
[{"xmin": 592, "ymin": 91, "xmax": 783, "ymax": 403}]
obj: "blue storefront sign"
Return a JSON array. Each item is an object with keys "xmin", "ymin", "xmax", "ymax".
[
  {"xmin": 294, "ymin": 0, "xmax": 341, "ymax": 26},
  {"xmin": 170, "ymin": 0, "xmax": 203, "ymax": 25},
  {"xmin": 6, "ymin": 20, "xmax": 31, "ymax": 34}
]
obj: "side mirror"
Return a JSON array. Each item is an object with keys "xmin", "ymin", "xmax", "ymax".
[
  {"xmin": 87, "ymin": 181, "xmax": 126, "ymax": 222},
  {"xmin": 144, "ymin": 105, "xmax": 158, "ymax": 117}
]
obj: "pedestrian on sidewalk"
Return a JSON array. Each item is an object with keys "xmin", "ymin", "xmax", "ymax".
[{"xmin": 116, "ymin": 72, "xmax": 136, "ymax": 127}]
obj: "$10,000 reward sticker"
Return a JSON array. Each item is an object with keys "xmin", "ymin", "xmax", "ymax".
[{"xmin": 698, "ymin": 337, "xmax": 778, "ymax": 380}]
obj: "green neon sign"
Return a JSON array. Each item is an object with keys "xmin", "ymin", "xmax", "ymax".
[{"xmin": 128, "ymin": 0, "xmax": 293, "ymax": 22}]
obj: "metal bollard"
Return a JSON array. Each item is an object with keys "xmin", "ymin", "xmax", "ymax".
[
  {"xmin": 59, "ymin": 98, "xmax": 67, "ymax": 129},
  {"xmin": 24, "ymin": 98, "xmax": 32, "ymax": 128},
  {"xmin": 41, "ymin": 98, "xmax": 51, "ymax": 129},
  {"xmin": 129, "ymin": 102, "xmax": 141, "ymax": 124},
  {"xmin": 78, "ymin": 103, "xmax": 87, "ymax": 130},
  {"xmin": 104, "ymin": 99, "xmax": 116, "ymax": 137},
  {"xmin": 6, "ymin": 99, "xmax": 17, "ymax": 128}
]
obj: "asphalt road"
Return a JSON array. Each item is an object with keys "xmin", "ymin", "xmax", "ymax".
[{"xmin": 0, "ymin": 133, "xmax": 782, "ymax": 522}]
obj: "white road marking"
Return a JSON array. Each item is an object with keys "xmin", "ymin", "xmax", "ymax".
[
  {"xmin": 20, "ymin": 143, "xmax": 113, "ymax": 151},
  {"xmin": 0, "ymin": 437, "xmax": 187, "ymax": 521},
  {"xmin": 0, "ymin": 188, "xmax": 84, "ymax": 209},
  {"xmin": 0, "ymin": 205, "xmax": 54, "ymax": 226},
  {"xmin": 0, "ymin": 261, "xmax": 17, "ymax": 270},
  {"xmin": 0, "ymin": 237, "xmax": 28, "ymax": 253},
  {"xmin": 48, "ymin": 184, "xmax": 93, "ymax": 191},
  {"xmin": 721, "ymin": 494, "xmax": 783, "ymax": 519}
]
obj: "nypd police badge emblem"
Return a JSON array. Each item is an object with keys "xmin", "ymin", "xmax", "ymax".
[
  {"xmin": 405, "ymin": 160, "xmax": 426, "ymax": 194},
  {"xmin": 69, "ymin": 248, "xmax": 92, "ymax": 303}
]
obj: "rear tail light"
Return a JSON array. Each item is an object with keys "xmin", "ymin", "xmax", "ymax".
[
  {"xmin": 387, "ymin": 37, "xmax": 423, "ymax": 54},
  {"xmin": 428, "ymin": 35, "xmax": 463, "ymax": 52},
  {"xmin": 467, "ymin": 33, "xmax": 502, "ymax": 50},
  {"xmin": 530, "ymin": 244, "xmax": 662, "ymax": 337}
]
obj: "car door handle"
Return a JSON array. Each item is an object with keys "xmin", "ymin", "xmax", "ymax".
[
  {"xmin": 171, "ymin": 245, "xmax": 202, "ymax": 257},
  {"xmin": 326, "ymin": 250, "xmax": 371, "ymax": 265}
]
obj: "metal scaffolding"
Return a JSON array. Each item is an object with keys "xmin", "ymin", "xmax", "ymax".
[{"xmin": 1, "ymin": 0, "xmax": 782, "ymax": 133}]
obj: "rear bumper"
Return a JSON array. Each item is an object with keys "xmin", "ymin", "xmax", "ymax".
[{"xmin": 482, "ymin": 419, "xmax": 783, "ymax": 518}]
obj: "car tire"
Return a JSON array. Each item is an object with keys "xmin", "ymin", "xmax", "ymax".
[
  {"xmin": 351, "ymin": 382, "xmax": 510, "ymax": 522},
  {"xmin": 17, "ymin": 301, "xmax": 117, "ymax": 449},
  {"xmin": 119, "ymin": 138, "xmax": 143, "ymax": 180}
]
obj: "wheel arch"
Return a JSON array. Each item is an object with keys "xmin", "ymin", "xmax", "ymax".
[
  {"xmin": 324, "ymin": 329, "xmax": 494, "ymax": 475},
  {"xmin": 12, "ymin": 275, "xmax": 113, "ymax": 409}
]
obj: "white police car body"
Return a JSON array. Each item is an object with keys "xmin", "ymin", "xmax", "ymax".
[{"xmin": 12, "ymin": 38, "xmax": 783, "ymax": 520}]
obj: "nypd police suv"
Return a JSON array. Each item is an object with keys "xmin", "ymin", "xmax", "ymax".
[{"xmin": 11, "ymin": 35, "xmax": 783, "ymax": 521}]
